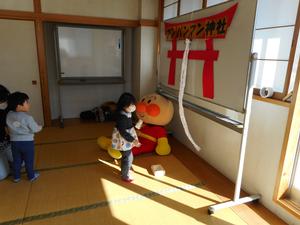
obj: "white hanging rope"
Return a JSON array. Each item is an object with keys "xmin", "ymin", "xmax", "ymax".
[{"xmin": 178, "ymin": 39, "xmax": 201, "ymax": 151}]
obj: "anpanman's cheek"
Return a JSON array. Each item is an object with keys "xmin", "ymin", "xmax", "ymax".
[
  {"xmin": 146, "ymin": 104, "xmax": 160, "ymax": 117},
  {"xmin": 136, "ymin": 102, "xmax": 147, "ymax": 113}
]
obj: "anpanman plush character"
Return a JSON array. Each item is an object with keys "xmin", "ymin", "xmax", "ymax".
[{"xmin": 98, "ymin": 93, "xmax": 174, "ymax": 159}]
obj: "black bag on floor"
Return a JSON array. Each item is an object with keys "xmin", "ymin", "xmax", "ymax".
[
  {"xmin": 101, "ymin": 101, "xmax": 117, "ymax": 121},
  {"xmin": 80, "ymin": 110, "xmax": 96, "ymax": 121},
  {"xmin": 80, "ymin": 107, "xmax": 105, "ymax": 122}
]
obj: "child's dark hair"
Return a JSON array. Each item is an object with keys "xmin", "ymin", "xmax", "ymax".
[
  {"xmin": 7, "ymin": 92, "xmax": 29, "ymax": 111},
  {"xmin": 0, "ymin": 84, "xmax": 10, "ymax": 103},
  {"xmin": 116, "ymin": 92, "xmax": 136, "ymax": 112}
]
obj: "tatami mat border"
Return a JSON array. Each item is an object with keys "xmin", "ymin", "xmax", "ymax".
[
  {"xmin": 0, "ymin": 182, "xmax": 203, "ymax": 225},
  {"xmin": 35, "ymin": 137, "xmax": 98, "ymax": 146}
]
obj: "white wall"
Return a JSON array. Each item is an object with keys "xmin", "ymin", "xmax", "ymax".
[
  {"xmin": 0, "ymin": 19, "xmax": 44, "ymax": 125},
  {"xmin": 140, "ymin": 27, "xmax": 158, "ymax": 98},
  {"xmin": 132, "ymin": 0, "xmax": 158, "ymax": 99},
  {"xmin": 0, "ymin": 0, "xmax": 33, "ymax": 11},
  {"xmin": 132, "ymin": 27, "xmax": 158, "ymax": 100},
  {"xmin": 41, "ymin": 0, "xmax": 139, "ymax": 20},
  {"xmin": 168, "ymin": 99, "xmax": 299, "ymax": 224},
  {"xmin": 141, "ymin": 0, "xmax": 159, "ymax": 20},
  {"xmin": 168, "ymin": 101, "xmax": 242, "ymax": 181}
]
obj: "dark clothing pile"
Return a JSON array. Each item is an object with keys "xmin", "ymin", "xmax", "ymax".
[{"xmin": 0, "ymin": 109, "xmax": 8, "ymax": 142}]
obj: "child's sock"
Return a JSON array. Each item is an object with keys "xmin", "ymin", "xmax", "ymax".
[
  {"xmin": 13, "ymin": 177, "xmax": 21, "ymax": 183},
  {"xmin": 122, "ymin": 173, "xmax": 134, "ymax": 182},
  {"xmin": 29, "ymin": 172, "xmax": 40, "ymax": 182}
]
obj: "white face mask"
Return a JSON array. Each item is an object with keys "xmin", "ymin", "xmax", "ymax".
[
  {"xmin": 0, "ymin": 102, "xmax": 7, "ymax": 110},
  {"xmin": 127, "ymin": 105, "xmax": 136, "ymax": 113}
]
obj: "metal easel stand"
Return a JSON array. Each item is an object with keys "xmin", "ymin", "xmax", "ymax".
[{"xmin": 208, "ymin": 53, "xmax": 261, "ymax": 214}]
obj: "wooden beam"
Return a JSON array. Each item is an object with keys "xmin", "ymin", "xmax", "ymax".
[
  {"xmin": 34, "ymin": 20, "xmax": 52, "ymax": 126},
  {"xmin": 33, "ymin": 0, "xmax": 42, "ymax": 13},
  {"xmin": 0, "ymin": 8, "xmax": 141, "ymax": 28},
  {"xmin": 203, "ymin": 0, "xmax": 208, "ymax": 8},
  {"xmin": 139, "ymin": 19, "xmax": 158, "ymax": 27},
  {"xmin": 0, "ymin": 9, "xmax": 35, "ymax": 20},
  {"xmin": 177, "ymin": 0, "xmax": 181, "ymax": 16},
  {"xmin": 41, "ymin": 13, "xmax": 139, "ymax": 27},
  {"xmin": 157, "ymin": 0, "xmax": 164, "ymax": 56},
  {"xmin": 159, "ymin": 0, "xmax": 164, "ymax": 22}
]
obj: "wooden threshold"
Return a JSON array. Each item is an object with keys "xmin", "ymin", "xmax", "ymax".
[{"xmin": 276, "ymin": 199, "xmax": 300, "ymax": 219}]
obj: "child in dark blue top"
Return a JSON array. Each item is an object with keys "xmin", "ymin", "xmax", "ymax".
[{"xmin": 112, "ymin": 93, "xmax": 140, "ymax": 182}]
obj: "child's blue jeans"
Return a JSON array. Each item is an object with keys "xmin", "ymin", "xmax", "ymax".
[{"xmin": 11, "ymin": 141, "xmax": 35, "ymax": 180}]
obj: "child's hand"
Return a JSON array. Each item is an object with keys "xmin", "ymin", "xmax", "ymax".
[
  {"xmin": 133, "ymin": 140, "xmax": 141, "ymax": 147},
  {"xmin": 135, "ymin": 119, "xmax": 143, "ymax": 129}
]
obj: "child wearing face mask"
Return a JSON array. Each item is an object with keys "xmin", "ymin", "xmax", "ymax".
[{"xmin": 111, "ymin": 92, "xmax": 141, "ymax": 182}]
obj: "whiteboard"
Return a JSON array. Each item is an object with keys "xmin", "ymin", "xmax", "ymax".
[
  {"xmin": 159, "ymin": 0, "xmax": 257, "ymax": 112},
  {"xmin": 56, "ymin": 25, "xmax": 123, "ymax": 81}
]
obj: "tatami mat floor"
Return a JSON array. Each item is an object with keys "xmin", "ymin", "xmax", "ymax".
[{"xmin": 0, "ymin": 121, "xmax": 287, "ymax": 225}]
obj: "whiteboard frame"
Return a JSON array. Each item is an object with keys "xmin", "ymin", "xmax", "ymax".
[{"xmin": 54, "ymin": 23, "xmax": 125, "ymax": 85}]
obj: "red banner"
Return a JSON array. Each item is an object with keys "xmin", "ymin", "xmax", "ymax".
[
  {"xmin": 164, "ymin": 3, "xmax": 238, "ymax": 41},
  {"xmin": 167, "ymin": 38, "xmax": 218, "ymax": 98},
  {"xmin": 165, "ymin": 4, "xmax": 238, "ymax": 99}
]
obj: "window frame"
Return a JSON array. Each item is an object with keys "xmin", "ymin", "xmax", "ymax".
[
  {"xmin": 253, "ymin": 2, "xmax": 300, "ymax": 101},
  {"xmin": 273, "ymin": 3, "xmax": 300, "ymax": 218},
  {"xmin": 273, "ymin": 62, "xmax": 300, "ymax": 218}
]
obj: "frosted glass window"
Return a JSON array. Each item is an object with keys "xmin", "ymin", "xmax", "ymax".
[
  {"xmin": 253, "ymin": 27, "xmax": 294, "ymax": 60},
  {"xmin": 289, "ymin": 30, "xmax": 300, "ymax": 92},
  {"xmin": 254, "ymin": 60, "xmax": 288, "ymax": 92},
  {"xmin": 180, "ymin": 0, "xmax": 202, "ymax": 15},
  {"xmin": 256, "ymin": 0, "xmax": 299, "ymax": 29},
  {"xmin": 164, "ymin": 4, "xmax": 178, "ymax": 20},
  {"xmin": 207, "ymin": 0, "xmax": 228, "ymax": 7},
  {"xmin": 164, "ymin": 0, "xmax": 177, "ymax": 6}
]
